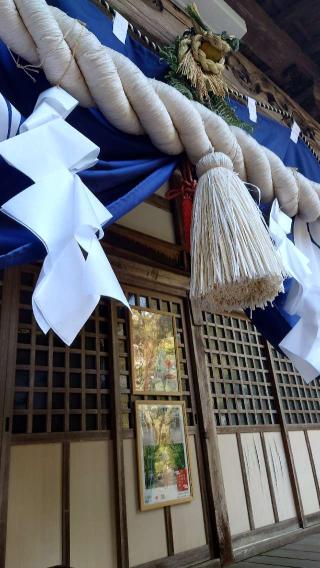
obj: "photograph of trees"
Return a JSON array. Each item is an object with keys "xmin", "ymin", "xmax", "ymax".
[
  {"xmin": 132, "ymin": 309, "xmax": 180, "ymax": 394},
  {"xmin": 136, "ymin": 402, "xmax": 192, "ymax": 509}
]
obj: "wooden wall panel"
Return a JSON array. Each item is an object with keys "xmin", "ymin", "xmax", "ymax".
[
  {"xmin": 123, "ymin": 438, "xmax": 167, "ymax": 567},
  {"xmin": 241, "ymin": 433, "xmax": 275, "ymax": 529},
  {"xmin": 218, "ymin": 434, "xmax": 250, "ymax": 536},
  {"xmin": 289, "ymin": 431, "xmax": 319, "ymax": 515},
  {"xmin": 70, "ymin": 440, "xmax": 117, "ymax": 568},
  {"xmin": 306, "ymin": 430, "xmax": 320, "ymax": 492},
  {"xmin": 171, "ymin": 436, "xmax": 206, "ymax": 554},
  {"xmin": 264, "ymin": 432, "xmax": 296, "ymax": 522},
  {"xmin": 5, "ymin": 443, "xmax": 62, "ymax": 568}
]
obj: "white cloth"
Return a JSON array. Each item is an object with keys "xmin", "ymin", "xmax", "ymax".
[
  {"xmin": 269, "ymin": 199, "xmax": 311, "ymax": 300},
  {"xmin": 0, "ymin": 87, "xmax": 129, "ymax": 345},
  {"xmin": 0, "ymin": 92, "xmax": 21, "ymax": 141},
  {"xmin": 279, "ymin": 218, "xmax": 320, "ymax": 383},
  {"xmin": 270, "ymin": 199, "xmax": 320, "ymax": 382}
]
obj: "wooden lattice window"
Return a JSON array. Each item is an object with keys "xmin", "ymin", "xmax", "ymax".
[
  {"xmin": 202, "ymin": 313, "xmax": 278, "ymax": 426},
  {"xmin": 117, "ymin": 289, "xmax": 196, "ymax": 430},
  {"xmin": 270, "ymin": 346, "xmax": 320, "ymax": 425},
  {"xmin": 12, "ymin": 266, "xmax": 112, "ymax": 435}
]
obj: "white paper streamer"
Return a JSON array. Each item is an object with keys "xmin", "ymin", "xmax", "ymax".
[
  {"xmin": 290, "ymin": 121, "xmax": 301, "ymax": 144},
  {"xmin": 269, "ymin": 199, "xmax": 320, "ymax": 382},
  {"xmin": 279, "ymin": 217, "xmax": 320, "ymax": 383},
  {"xmin": 247, "ymin": 96, "xmax": 257, "ymax": 123},
  {"xmin": 0, "ymin": 87, "xmax": 129, "ymax": 345},
  {"xmin": 113, "ymin": 11, "xmax": 128, "ymax": 44},
  {"xmin": 269, "ymin": 199, "xmax": 311, "ymax": 291}
]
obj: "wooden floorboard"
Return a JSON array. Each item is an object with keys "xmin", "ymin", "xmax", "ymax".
[
  {"xmin": 245, "ymin": 557, "xmax": 318, "ymax": 567},
  {"xmin": 283, "ymin": 543, "xmax": 320, "ymax": 553},
  {"xmin": 234, "ymin": 531, "xmax": 320, "ymax": 568},
  {"xmin": 265, "ymin": 548, "xmax": 320, "ymax": 561}
]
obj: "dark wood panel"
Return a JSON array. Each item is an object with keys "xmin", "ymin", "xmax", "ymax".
[
  {"xmin": 94, "ymin": 0, "xmax": 188, "ymax": 45},
  {"xmin": 105, "ymin": 225, "xmax": 187, "ymax": 273},
  {"xmin": 227, "ymin": 0, "xmax": 320, "ymax": 119}
]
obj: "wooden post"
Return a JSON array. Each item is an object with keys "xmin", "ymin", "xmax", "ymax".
[
  {"xmin": 164, "ymin": 507, "xmax": 175, "ymax": 556},
  {"xmin": 236, "ymin": 432, "xmax": 255, "ymax": 531},
  {"xmin": 304, "ymin": 430, "xmax": 320, "ymax": 508},
  {"xmin": 0, "ymin": 268, "xmax": 20, "ymax": 568},
  {"xmin": 62, "ymin": 441, "xmax": 70, "ymax": 567},
  {"xmin": 108, "ymin": 300, "xmax": 130, "ymax": 568},
  {"xmin": 184, "ymin": 298, "xmax": 234, "ymax": 567},
  {"xmin": 265, "ymin": 342, "xmax": 306, "ymax": 528},
  {"xmin": 260, "ymin": 431, "xmax": 280, "ymax": 524}
]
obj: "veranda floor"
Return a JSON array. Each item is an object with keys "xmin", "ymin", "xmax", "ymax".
[{"xmin": 234, "ymin": 533, "xmax": 320, "ymax": 567}]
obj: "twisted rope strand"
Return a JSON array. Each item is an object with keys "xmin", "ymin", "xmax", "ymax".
[{"xmin": 0, "ymin": 0, "xmax": 320, "ymax": 220}]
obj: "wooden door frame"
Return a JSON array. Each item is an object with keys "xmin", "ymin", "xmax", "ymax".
[
  {"xmin": 0, "ymin": 267, "xmax": 20, "ymax": 568},
  {"xmin": 0, "ymin": 259, "xmax": 221, "ymax": 568}
]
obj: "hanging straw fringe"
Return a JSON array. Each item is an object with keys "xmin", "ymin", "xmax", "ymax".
[{"xmin": 190, "ymin": 152, "xmax": 287, "ymax": 312}]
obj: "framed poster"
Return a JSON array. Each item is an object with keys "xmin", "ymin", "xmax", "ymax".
[
  {"xmin": 135, "ymin": 400, "xmax": 192, "ymax": 511},
  {"xmin": 131, "ymin": 307, "xmax": 181, "ymax": 395}
]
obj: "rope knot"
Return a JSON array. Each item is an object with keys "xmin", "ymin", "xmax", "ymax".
[{"xmin": 196, "ymin": 152, "xmax": 233, "ymax": 178}]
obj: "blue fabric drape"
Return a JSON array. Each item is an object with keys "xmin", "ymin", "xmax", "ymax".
[
  {"xmin": 0, "ymin": 0, "xmax": 176, "ymax": 267},
  {"xmin": 1, "ymin": 0, "xmax": 320, "ymax": 352},
  {"xmin": 230, "ymin": 99, "xmax": 320, "ymax": 183},
  {"xmin": 230, "ymin": 100, "xmax": 320, "ymax": 347}
]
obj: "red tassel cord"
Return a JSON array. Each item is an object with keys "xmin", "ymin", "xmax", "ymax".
[{"xmin": 165, "ymin": 158, "xmax": 197, "ymax": 252}]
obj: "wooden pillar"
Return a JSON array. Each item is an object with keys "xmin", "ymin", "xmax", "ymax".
[
  {"xmin": 61, "ymin": 441, "xmax": 70, "ymax": 567},
  {"xmin": 108, "ymin": 300, "xmax": 129, "ymax": 568},
  {"xmin": 0, "ymin": 268, "xmax": 20, "ymax": 568},
  {"xmin": 184, "ymin": 298, "xmax": 234, "ymax": 567},
  {"xmin": 265, "ymin": 342, "xmax": 306, "ymax": 528}
]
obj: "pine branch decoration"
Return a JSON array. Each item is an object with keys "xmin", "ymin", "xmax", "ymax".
[{"xmin": 160, "ymin": 19, "xmax": 252, "ymax": 133}]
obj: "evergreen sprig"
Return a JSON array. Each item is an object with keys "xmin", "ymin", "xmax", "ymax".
[{"xmin": 159, "ymin": 42, "xmax": 252, "ymax": 133}]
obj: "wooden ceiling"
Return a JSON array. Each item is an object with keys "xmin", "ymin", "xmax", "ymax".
[{"xmin": 226, "ymin": 0, "xmax": 320, "ymax": 121}]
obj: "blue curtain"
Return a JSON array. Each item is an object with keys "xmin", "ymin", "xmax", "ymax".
[
  {"xmin": 0, "ymin": 0, "xmax": 177, "ymax": 266},
  {"xmin": 0, "ymin": 0, "xmax": 320, "ymax": 351}
]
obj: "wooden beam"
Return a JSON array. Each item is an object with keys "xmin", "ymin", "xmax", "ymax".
[
  {"xmin": 260, "ymin": 432, "xmax": 280, "ymax": 524},
  {"xmin": 236, "ymin": 433, "xmax": 255, "ymax": 531},
  {"xmin": 227, "ymin": 0, "xmax": 320, "ymax": 109},
  {"xmin": 265, "ymin": 343, "xmax": 306, "ymax": 529},
  {"xmin": 93, "ymin": 0, "xmax": 188, "ymax": 45},
  {"xmin": 0, "ymin": 268, "xmax": 20, "ymax": 568},
  {"xmin": 304, "ymin": 430, "xmax": 320, "ymax": 509},
  {"xmin": 107, "ymin": 252, "xmax": 190, "ymax": 296},
  {"xmin": 276, "ymin": 0, "xmax": 319, "ymax": 34},
  {"xmin": 184, "ymin": 299, "xmax": 234, "ymax": 566},
  {"xmin": 108, "ymin": 301, "xmax": 129, "ymax": 568},
  {"xmin": 164, "ymin": 507, "xmax": 175, "ymax": 556},
  {"xmin": 62, "ymin": 441, "xmax": 70, "ymax": 567}
]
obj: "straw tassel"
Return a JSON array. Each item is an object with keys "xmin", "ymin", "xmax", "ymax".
[{"xmin": 190, "ymin": 152, "xmax": 287, "ymax": 312}]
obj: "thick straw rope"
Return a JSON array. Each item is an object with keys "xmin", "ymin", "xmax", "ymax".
[{"xmin": 0, "ymin": 0, "xmax": 320, "ymax": 222}]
